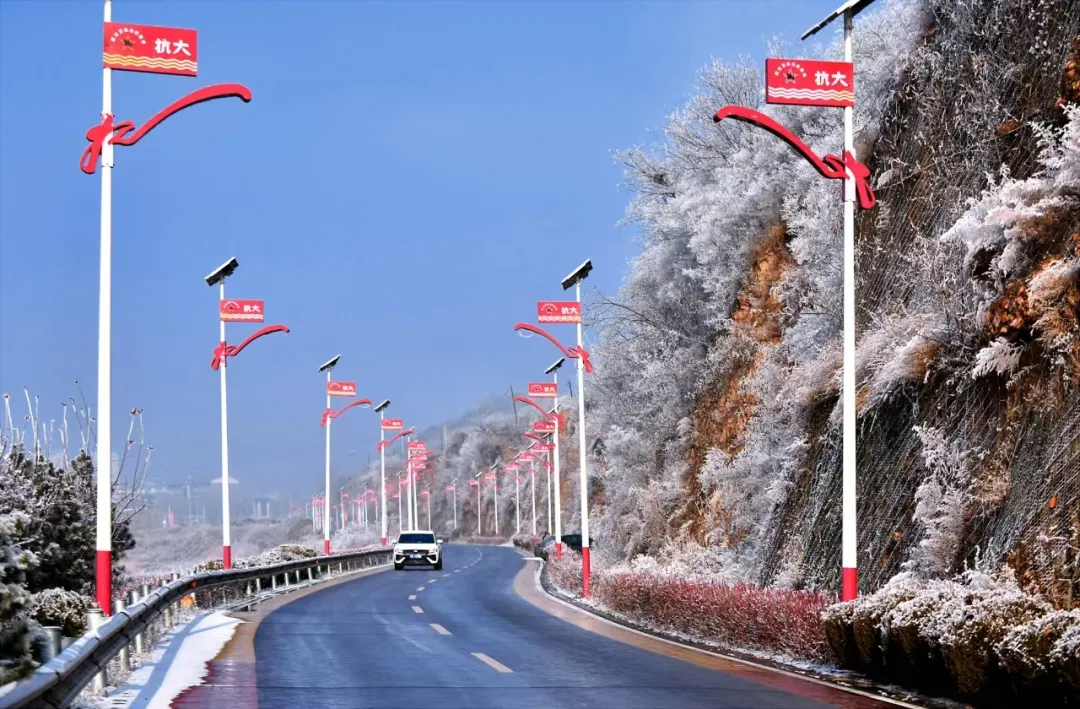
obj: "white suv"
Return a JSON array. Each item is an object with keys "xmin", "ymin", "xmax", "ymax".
[{"xmin": 393, "ymin": 531, "xmax": 443, "ymax": 570}]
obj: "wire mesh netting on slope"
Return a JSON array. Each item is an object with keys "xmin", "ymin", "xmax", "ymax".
[{"xmin": 761, "ymin": 0, "xmax": 1080, "ymax": 598}]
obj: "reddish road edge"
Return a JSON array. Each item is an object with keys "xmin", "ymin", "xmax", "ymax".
[{"xmin": 513, "ymin": 557, "xmax": 925, "ymax": 709}]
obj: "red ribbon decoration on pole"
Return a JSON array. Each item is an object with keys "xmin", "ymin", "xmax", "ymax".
[
  {"xmin": 513, "ymin": 395, "xmax": 564, "ymax": 428},
  {"xmin": 320, "ymin": 398, "xmax": 374, "ymax": 428},
  {"xmin": 513, "ymin": 323, "xmax": 594, "ymax": 374},
  {"xmin": 712, "ymin": 105, "xmax": 876, "ymax": 210},
  {"xmin": 210, "ymin": 324, "xmax": 289, "ymax": 371},
  {"xmin": 81, "ymin": 83, "xmax": 253, "ymax": 175},
  {"xmin": 377, "ymin": 428, "xmax": 416, "ymax": 453}
]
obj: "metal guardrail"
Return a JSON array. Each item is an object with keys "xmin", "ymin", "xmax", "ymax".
[{"xmin": 1, "ymin": 548, "xmax": 392, "ymax": 709}]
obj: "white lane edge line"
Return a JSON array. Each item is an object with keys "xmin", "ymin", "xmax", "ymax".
[
  {"xmin": 412, "ymin": 605, "xmax": 424, "ymax": 614},
  {"xmin": 525, "ymin": 561, "xmax": 923, "ymax": 709},
  {"xmin": 471, "ymin": 652, "xmax": 512, "ymax": 673},
  {"xmin": 429, "ymin": 623, "xmax": 451, "ymax": 635}
]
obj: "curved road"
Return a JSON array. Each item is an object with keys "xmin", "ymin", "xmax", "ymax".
[{"xmin": 179, "ymin": 545, "xmax": 903, "ymax": 709}]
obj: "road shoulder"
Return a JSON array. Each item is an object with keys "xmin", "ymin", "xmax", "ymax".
[{"xmin": 512, "ymin": 555, "xmax": 930, "ymax": 709}]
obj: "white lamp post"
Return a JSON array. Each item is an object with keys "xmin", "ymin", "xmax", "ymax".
[
  {"xmin": 561, "ymin": 259, "xmax": 593, "ymax": 596},
  {"xmin": 801, "ymin": 0, "xmax": 876, "ymax": 602}
]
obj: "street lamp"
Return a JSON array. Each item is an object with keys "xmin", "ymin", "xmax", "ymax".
[
  {"xmin": 375, "ymin": 398, "xmax": 391, "ymax": 546},
  {"xmin": 378, "ymin": 427, "xmax": 415, "ymax": 530},
  {"xmin": 543, "ymin": 357, "xmax": 565, "ymax": 557},
  {"xmin": 319, "ymin": 353, "xmax": 340, "ymax": 555},
  {"xmin": 448, "ymin": 479, "xmax": 458, "ymax": 530},
  {"xmin": 472, "ymin": 472, "xmax": 482, "ymax": 535},
  {"xmin": 206, "ymin": 257, "xmax": 289, "ymax": 569},
  {"xmin": 318, "ymin": 355, "xmax": 371, "ymax": 555},
  {"xmin": 561, "ymin": 258, "xmax": 593, "ymax": 596},
  {"xmin": 800, "ymin": 0, "xmax": 876, "ymax": 603},
  {"xmin": 396, "ymin": 472, "xmax": 406, "ymax": 537}
]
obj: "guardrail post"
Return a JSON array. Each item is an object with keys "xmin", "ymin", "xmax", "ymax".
[
  {"xmin": 41, "ymin": 626, "xmax": 62, "ymax": 663},
  {"xmin": 131, "ymin": 590, "xmax": 145, "ymax": 655},
  {"xmin": 338, "ymin": 561, "xmax": 343, "ymax": 575},
  {"xmin": 307, "ymin": 567, "xmax": 313, "ymax": 581},
  {"xmin": 271, "ymin": 573, "xmax": 278, "ymax": 590},
  {"xmin": 114, "ymin": 598, "xmax": 130, "ymax": 671},
  {"xmin": 87, "ymin": 609, "xmax": 107, "ymax": 692},
  {"xmin": 255, "ymin": 577, "xmax": 262, "ymax": 592}
]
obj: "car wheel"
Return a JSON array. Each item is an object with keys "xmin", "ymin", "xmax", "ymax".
[
  {"xmin": 394, "ymin": 562, "xmax": 404, "ymax": 571},
  {"xmin": 433, "ymin": 559, "xmax": 443, "ymax": 570}
]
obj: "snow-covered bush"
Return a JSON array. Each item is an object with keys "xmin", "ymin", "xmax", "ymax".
[
  {"xmin": 823, "ymin": 569, "xmax": 1079, "ymax": 702},
  {"xmin": 546, "ymin": 549, "xmax": 583, "ymax": 596},
  {"xmin": 511, "ymin": 534, "xmax": 539, "ymax": 552},
  {"xmin": 29, "ymin": 588, "xmax": 96, "ymax": 637},
  {"xmin": 593, "ymin": 568, "xmax": 834, "ymax": 663},
  {"xmin": 0, "ymin": 510, "xmax": 38, "ymax": 684},
  {"xmin": 996, "ymin": 609, "xmax": 1080, "ymax": 694},
  {"xmin": 0, "ymin": 450, "xmax": 134, "ymax": 596}
]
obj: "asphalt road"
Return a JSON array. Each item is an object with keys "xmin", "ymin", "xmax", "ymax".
[{"xmin": 249, "ymin": 544, "xmax": 891, "ymax": 709}]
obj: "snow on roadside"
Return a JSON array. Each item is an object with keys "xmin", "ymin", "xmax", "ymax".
[{"xmin": 74, "ymin": 611, "xmax": 241, "ymax": 709}]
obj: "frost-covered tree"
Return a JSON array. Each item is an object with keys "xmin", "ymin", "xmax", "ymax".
[
  {"xmin": 0, "ymin": 450, "xmax": 135, "ymax": 596},
  {"xmin": 0, "ymin": 510, "xmax": 38, "ymax": 684}
]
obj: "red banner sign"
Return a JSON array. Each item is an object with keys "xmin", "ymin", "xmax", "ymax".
[
  {"xmin": 445, "ymin": 485, "xmax": 455, "ymax": 492},
  {"xmin": 533, "ymin": 442, "xmax": 553, "ymax": 453},
  {"xmin": 506, "ymin": 462, "xmax": 520, "ymax": 471},
  {"xmin": 381, "ymin": 418, "xmax": 404, "ymax": 430},
  {"xmin": 327, "ymin": 381, "xmax": 356, "ymax": 397},
  {"xmin": 519, "ymin": 452, "xmax": 536, "ymax": 462},
  {"xmin": 408, "ymin": 442, "xmax": 426, "ymax": 451},
  {"xmin": 765, "ymin": 58, "xmax": 854, "ymax": 108},
  {"xmin": 528, "ymin": 382, "xmax": 558, "ymax": 398},
  {"xmin": 219, "ymin": 299, "xmax": 264, "ymax": 322},
  {"xmin": 537, "ymin": 301, "xmax": 582, "ymax": 324},
  {"xmin": 533, "ymin": 421, "xmax": 555, "ymax": 434},
  {"xmin": 468, "ymin": 479, "xmax": 479, "ymax": 487},
  {"xmin": 103, "ymin": 22, "xmax": 198, "ymax": 77}
]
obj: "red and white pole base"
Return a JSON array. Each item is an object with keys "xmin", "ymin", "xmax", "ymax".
[
  {"xmin": 842, "ymin": 567, "xmax": 857, "ymax": 601},
  {"xmin": 581, "ymin": 546, "xmax": 591, "ymax": 598},
  {"xmin": 324, "ymin": 539, "xmax": 331, "ymax": 556},
  {"xmin": 96, "ymin": 550, "xmax": 112, "ymax": 615},
  {"xmin": 223, "ymin": 545, "xmax": 231, "ymax": 569}
]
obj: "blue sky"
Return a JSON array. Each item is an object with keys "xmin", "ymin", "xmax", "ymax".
[{"xmin": 0, "ymin": 0, "xmax": 840, "ymax": 494}]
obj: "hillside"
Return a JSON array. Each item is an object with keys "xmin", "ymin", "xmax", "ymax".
[{"xmin": 585, "ymin": 0, "xmax": 1079, "ymax": 601}]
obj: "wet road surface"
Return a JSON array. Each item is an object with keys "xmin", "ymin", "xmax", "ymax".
[{"xmin": 244, "ymin": 544, "xmax": 898, "ymax": 709}]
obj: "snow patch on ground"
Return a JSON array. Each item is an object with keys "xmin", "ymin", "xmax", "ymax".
[{"xmin": 77, "ymin": 611, "xmax": 241, "ymax": 709}]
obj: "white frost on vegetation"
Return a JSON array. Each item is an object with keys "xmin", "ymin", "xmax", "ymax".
[{"xmin": 591, "ymin": 0, "xmax": 931, "ymax": 576}]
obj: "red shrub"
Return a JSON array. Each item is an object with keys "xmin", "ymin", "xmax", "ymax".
[
  {"xmin": 592, "ymin": 570, "xmax": 835, "ymax": 663},
  {"xmin": 547, "ymin": 549, "xmax": 583, "ymax": 596}
]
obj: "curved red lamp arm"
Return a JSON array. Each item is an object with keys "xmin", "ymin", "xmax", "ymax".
[
  {"xmin": 513, "ymin": 323, "xmax": 593, "ymax": 374},
  {"xmin": 523, "ymin": 432, "xmax": 545, "ymax": 443},
  {"xmin": 320, "ymin": 398, "xmax": 374, "ymax": 428},
  {"xmin": 377, "ymin": 427, "xmax": 415, "ymax": 452},
  {"xmin": 210, "ymin": 324, "xmax": 290, "ymax": 371},
  {"xmin": 712, "ymin": 105, "xmax": 876, "ymax": 210},
  {"xmin": 514, "ymin": 395, "xmax": 556, "ymax": 422}
]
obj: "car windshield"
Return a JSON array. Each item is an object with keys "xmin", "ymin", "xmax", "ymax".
[{"xmin": 398, "ymin": 533, "xmax": 436, "ymax": 544}]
